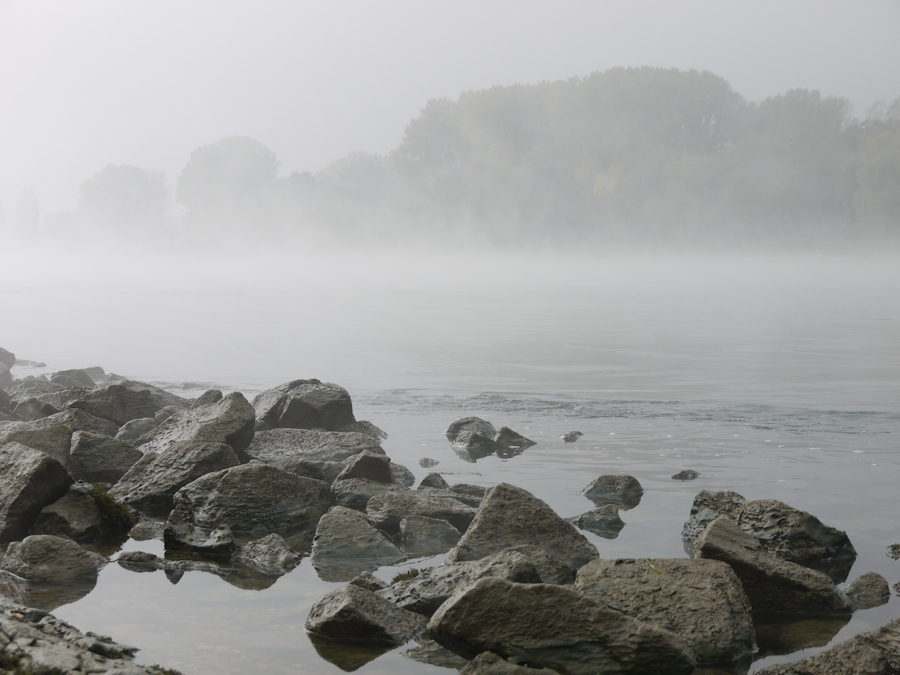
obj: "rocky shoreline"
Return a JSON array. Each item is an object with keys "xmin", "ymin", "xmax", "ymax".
[{"xmin": 0, "ymin": 345, "xmax": 898, "ymax": 674}]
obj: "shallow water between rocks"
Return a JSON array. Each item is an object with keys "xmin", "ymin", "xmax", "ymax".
[{"xmin": 3, "ymin": 253, "xmax": 899, "ymax": 674}]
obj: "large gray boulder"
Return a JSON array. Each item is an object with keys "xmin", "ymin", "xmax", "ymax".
[
  {"xmin": 428, "ymin": 577, "xmax": 695, "ymax": 675},
  {"xmin": 682, "ymin": 490, "xmax": 856, "ymax": 580},
  {"xmin": 0, "ymin": 442, "xmax": 73, "ymax": 543},
  {"xmin": 68, "ymin": 430, "xmax": 143, "ymax": 484},
  {"xmin": 0, "ymin": 534, "xmax": 106, "ymax": 583},
  {"xmin": 110, "ymin": 440, "xmax": 241, "ymax": 517},
  {"xmin": 332, "ymin": 477, "xmax": 406, "ymax": 511},
  {"xmin": 68, "ymin": 383, "xmax": 159, "ymax": 427},
  {"xmin": 3, "ymin": 408, "xmax": 120, "ymax": 438},
  {"xmin": 0, "ymin": 424, "xmax": 72, "ymax": 465},
  {"xmin": 447, "ymin": 483, "xmax": 598, "ymax": 573},
  {"xmin": 306, "ymin": 583, "xmax": 426, "ymax": 644},
  {"xmin": 310, "ymin": 505, "xmax": 405, "ymax": 581},
  {"xmin": 247, "ymin": 428, "xmax": 383, "ymax": 463},
  {"xmin": 401, "ymin": 515, "xmax": 462, "ymax": 557},
  {"xmin": 582, "ymin": 475, "xmax": 643, "ymax": 510},
  {"xmin": 693, "ymin": 516, "xmax": 854, "ymax": 616},
  {"xmin": 50, "ymin": 369, "xmax": 97, "ymax": 388},
  {"xmin": 754, "ymin": 616, "xmax": 900, "ymax": 675},
  {"xmin": 377, "ymin": 549, "xmax": 542, "ymax": 616},
  {"xmin": 253, "ymin": 379, "xmax": 355, "ymax": 431},
  {"xmin": 367, "ymin": 490, "xmax": 477, "ymax": 534},
  {"xmin": 164, "ymin": 463, "xmax": 333, "ymax": 556},
  {"xmin": 333, "ymin": 449, "xmax": 393, "ymax": 484},
  {"xmin": 844, "ymin": 571, "xmax": 890, "ymax": 610},
  {"xmin": 0, "ymin": 347, "xmax": 15, "ymax": 369},
  {"xmin": 114, "ymin": 416, "xmax": 159, "ymax": 444},
  {"xmin": 136, "ymin": 391, "xmax": 256, "ymax": 462},
  {"xmin": 30, "ymin": 482, "xmax": 133, "ymax": 543},
  {"xmin": 575, "ymin": 558, "xmax": 755, "ymax": 665},
  {"xmin": 11, "ymin": 397, "xmax": 60, "ymax": 421}
]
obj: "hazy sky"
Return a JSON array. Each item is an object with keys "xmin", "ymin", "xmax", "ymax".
[{"xmin": 1, "ymin": 0, "xmax": 899, "ymax": 217}]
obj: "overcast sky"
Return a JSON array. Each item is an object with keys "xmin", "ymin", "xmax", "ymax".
[{"xmin": 1, "ymin": 0, "xmax": 899, "ymax": 217}]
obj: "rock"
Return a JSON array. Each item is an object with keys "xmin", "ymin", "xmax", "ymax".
[
  {"xmin": 12, "ymin": 397, "xmax": 60, "ymax": 421},
  {"xmin": 562, "ymin": 431, "xmax": 583, "ymax": 442},
  {"xmin": 1, "ymin": 424, "xmax": 72, "ymax": 465},
  {"xmin": 845, "ymin": 571, "xmax": 890, "ymax": 609},
  {"xmin": 7, "ymin": 408, "xmax": 120, "ymax": 438},
  {"xmin": 31, "ymin": 482, "xmax": 133, "ymax": 542},
  {"xmin": 428, "ymin": 577, "xmax": 695, "ymax": 675},
  {"xmin": 445, "ymin": 417, "xmax": 497, "ymax": 442},
  {"xmin": 51, "ymin": 369, "xmax": 97, "ymax": 388},
  {"xmin": 109, "ymin": 379, "xmax": 191, "ymax": 411},
  {"xmin": 447, "ymin": 483, "xmax": 598, "ymax": 572},
  {"xmin": 569, "ymin": 504, "xmax": 625, "ymax": 539},
  {"xmin": 447, "ymin": 484, "xmax": 488, "ymax": 508},
  {"xmin": 278, "ymin": 456, "xmax": 345, "ymax": 483},
  {"xmin": 390, "ymin": 461, "xmax": 416, "ymax": 487},
  {"xmin": 0, "ymin": 442, "xmax": 73, "ymax": 543},
  {"xmin": 888, "ymin": 543, "xmax": 900, "ymax": 560},
  {"xmin": 247, "ymin": 428, "xmax": 383, "ymax": 463},
  {"xmin": 0, "ymin": 534, "xmax": 106, "ymax": 583},
  {"xmin": 693, "ymin": 516, "xmax": 854, "ymax": 616},
  {"xmin": 310, "ymin": 506, "xmax": 405, "ymax": 580},
  {"xmin": 367, "ymin": 490, "xmax": 477, "ymax": 534},
  {"xmin": 137, "ymin": 391, "xmax": 256, "ymax": 462},
  {"xmin": 68, "ymin": 383, "xmax": 159, "ymax": 427},
  {"xmin": 114, "ymin": 416, "xmax": 159, "ymax": 443},
  {"xmin": 377, "ymin": 549, "xmax": 542, "ymax": 616},
  {"xmin": 575, "ymin": 557, "xmax": 755, "ymax": 665},
  {"xmin": 0, "ymin": 347, "xmax": 15, "ymax": 369},
  {"xmin": 110, "ymin": 440, "xmax": 241, "ymax": 517},
  {"xmin": 582, "ymin": 474, "xmax": 644, "ymax": 510},
  {"xmin": 164, "ymin": 463, "xmax": 332, "ymax": 556},
  {"xmin": 501, "ymin": 545, "xmax": 574, "ymax": 585},
  {"xmin": 682, "ymin": 490, "xmax": 856, "ymax": 581},
  {"xmin": 0, "ymin": 363, "xmax": 12, "ymax": 392},
  {"xmin": 419, "ymin": 472, "xmax": 449, "ymax": 489},
  {"xmin": 190, "ymin": 388, "xmax": 223, "ymax": 408},
  {"xmin": 68, "ymin": 430, "xmax": 143, "ymax": 484},
  {"xmin": 10, "ymin": 378, "xmax": 66, "ymax": 402},
  {"xmin": 754, "ymin": 616, "xmax": 900, "ymax": 675},
  {"xmin": 253, "ymin": 379, "xmax": 356, "ymax": 430},
  {"xmin": 349, "ymin": 571, "xmax": 387, "ymax": 592},
  {"xmin": 401, "ymin": 515, "xmax": 461, "ymax": 557},
  {"xmin": 334, "ymin": 449, "xmax": 393, "ymax": 484},
  {"xmin": 236, "ymin": 533, "xmax": 302, "ymax": 575},
  {"xmin": 451, "ymin": 429, "xmax": 509, "ymax": 462},
  {"xmin": 333, "ymin": 478, "xmax": 406, "ymax": 511},
  {"xmin": 672, "ymin": 469, "xmax": 700, "ymax": 480},
  {"xmin": 306, "ymin": 583, "xmax": 426, "ymax": 644},
  {"xmin": 155, "ymin": 405, "xmax": 182, "ymax": 421},
  {"xmin": 403, "ymin": 639, "xmax": 470, "ymax": 670},
  {"xmin": 495, "ymin": 427, "xmax": 537, "ymax": 450},
  {"xmin": 419, "ymin": 457, "xmax": 440, "ymax": 468},
  {"xmin": 338, "ymin": 420, "xmax": 388, "ymax": 440},
  {"xmin": 460, "ymin": 651, "xmax": 561, "ymax": 674}
]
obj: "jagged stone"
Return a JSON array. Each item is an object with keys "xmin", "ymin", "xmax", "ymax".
[
  {"xmin": 306, "ymin": 583, "xmax": 426, "ymax": 644},
  {"xmin": 68, "ymin": 430, "xmax": 143, "ymax": 483},
  {"xmin": 253, "ymin": 379, "xmax": 355, "ymax": 430},
  {"xmin": 368, "ymin": 490, "xmax": 476, "ymax": 534},
  {"xmin": 569, "ymin": 504, "xmax": 625, "ymax": 539},
  {"xmin": 311, "ymin": 506, "xmax": 405, "ymax": 580},
  {"xmin": 11, "ymin": 397, "xmax": 60, "ymax": 421},
  {"xmin": 401, "ymin": 515, "xmax": 461, "ymax": 557},
  {"xmin": 0, "ymin": 442, "xmax": 73, "ymax": 543},
  {"xmin": 334, "ymin": 449, "xmax": 393, "ymax": 484},
  {"xmin": 31, "ymin": 482, "xmax": 133, "ymax": 542},
  {"xmin": 1, "ymin": 424, "xmax": 71, "ymax": 465},
  {"xmin": 247, "ymin": 428, "xmax": 383, "ymax": 463}
]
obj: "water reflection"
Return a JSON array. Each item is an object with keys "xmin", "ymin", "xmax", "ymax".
[
  {"xmin": 307, "ymin": 632, "xmax": 396, "ymax": 671},
  {"xmin": 753, "ymin": 613, "xmax": 852, "ymax": 658},
  {"xmin": 0, "ymin": 569, "xmax": 97, "ymax": 611}
]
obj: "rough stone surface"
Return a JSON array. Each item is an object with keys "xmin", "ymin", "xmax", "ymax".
[
  {"xmin": 306, "ymin": 583, "xmax": 426, "ymax": 644},
  {"xmin": 31, "ymin": 482, "xmax": 133, "ymax": 542},
  {"xmin": 575, "ymin": 557, "xmax": 755, "ymax": 664},
  {"xmin": 114, "ymin": 416, "xmax": 159, "ymax": 444},
  {"xmin": 349, "ymin": 571, "xmax": 388, "ymax": 592},
  {"xmin": 0, "ymin": 347, "xmax": 15, "ymax": 369},
  {"xmin": 247, "ymin": 428, "xmax": 383, "ymax": 463},
  {"xmin": 445, "ymin": 417, "xmax": 497, "ymax": 443},
  {"xmin": 277, "ymin": 456, "xmax": 345, "ymax": 483},
  {"xmin": 754, "ymin": 616, "xmax": 900, "ymax": 675},
  {"xmin": 428, "ymin": 577, "xmax": 695, "ymax": 675},
  {"xmin": 401, "ymin": 515, "xmax": 461, "ymax": 557},
  {"xmin": 68, "ymin": 384, "xmax": 159, "ymax": 427},
  {"xmin": 333, "ymin": 478, "xmax": 406, "ymax": 511},
  {"xmin": 111, "ymin": 440, "xmax": 241, "ymax": 517},
  {"xmin": 6, "ymin": 408, "xmax": 120, "ymax": 438},
  {"xmin": 447, "ymin": 483, "xmax": 598, "ymax": 572},
  {"xmin": 235, "ymin": 533, "xmax": 302, "ymax": 575},
  {"xmin": 845, "ymin": 571, "xmax": 891, "ymax": 609},
  {"xmin": 0, "ymin": 442, "xmax": 73, "ymax": 543},
  {"xmin": 672, "ymin": 469, "xmax": 700, "ymax": 480},
  {"xmin": 419, "ymin": 472, "xmax": 450, "ymax": 489},
  {"xmin": 0, "ymin": 534, "xmax": 106, "ymax": 583},
  {"xmin": 137, "ymin": 391, "xmax": 256, "ymax": 462},
  {"xmin": 51, "ymin": 369, "xmax": 97, "ymax": 388},
  {"xmin": 253, "ymin": 379, "xmax": 356, "ymax": 430},
  {"xmin": 68, "ymin": 430, "xmax": 143, "ymax": 484},
  {"xmin": 310, "ymin": 506, "xmax": 405, "ymax": 580},
  {"xmin": 494, "ymin": 427, "xmax": 537, "ymax": 450},
  {"xmin": 11, "ymin": 397, "xmax": 60, "ymax": 422},
  {"xmin": 693, "ymin": 516, "xmax": 854, "ymax": 615},
  {"xmin": 368, "ymin": 490, "xmax": 477, "ymax": 534},
  {"xmin": 338, "ymin": 420, "xmax": 388, "ymax": 440},
  {"xmin": 190, "ymin": 388, "xmax": 223, "ymax": 409},
  {"xmin": 334, "ymin": 449, "xmax": 394, "ymax": 484},
  {"xmin": 569, "ymin": 504, "xmax": 625, "ymax": 539},
  {"xmin": 390, "ymin": 461, "xmax": 416, "ymax": 487},
  {"xmin": 582, "ymin": 475, "xmax": 644, "ymax": 510},
  {"xmin": 377, "ymin": 549, "xmax": 542, "ymax": 616},
  {"xmin": 164, "ymin": 463, "xmax": 333, "ymax": 556},
  {"xmin": 1, "ymin": 424, "xmax": 72, "ymax": 465}
]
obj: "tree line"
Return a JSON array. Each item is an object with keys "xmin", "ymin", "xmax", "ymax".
[{"xmin": 27, "ymin": 67, "xmax": 900, "ymax": 250}]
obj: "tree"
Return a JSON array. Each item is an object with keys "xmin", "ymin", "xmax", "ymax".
[{"xmin": 75, "ymin": 164, "xmax": 170, "ymax": 235}]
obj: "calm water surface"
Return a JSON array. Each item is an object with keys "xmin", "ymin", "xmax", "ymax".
[{"xmin": 3, "ymin": 254, "xmax": 899, "ymax": 673}]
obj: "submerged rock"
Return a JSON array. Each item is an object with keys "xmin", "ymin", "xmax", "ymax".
[
  {"xmin": 400, "ymin": 515, "xmax": 461, "ymax": 557},
  {"xmin": 306, "ymin": 583, "xmax": 426, "ymax": 644},
  {"xmin": 310, "ymin": 506, "xmax": 405, "ymax": 581},
  {"xmin": 844, "ymin": 571, "xmax": 890, "ymax": 609},
  {"xmin": 569, "ymin": 504, "xmax": 626, "ymax": 539},
  {"xmin": 582, "ymin": 474, "xmax": 644, "ymax": 510}
]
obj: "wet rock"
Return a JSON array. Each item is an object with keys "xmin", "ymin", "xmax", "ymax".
[
  {"xmin": 129, "ymin": 517, "xmax": 165, "ymax": 541},
  {"xmin": 428, "ymin": 577, "xmax": 695, "ymax": 675},
  {"xmin": 276, "ymin": 456, "xmax": 344, "ymax": 483},
  {"xmin": 113, "ymin": 416, "xmax": 159, "ymax": 444},
  {"xmin": 447, "ymin": 484, "xmax": 488, "ymax": 508},
  {"xmin": 672, "ymin": 469, "xmax": 700, "ymax": 480},
  {"xmin": 495, "ymin": 426, "xmax": 536, "ymax": 450},
  {"xmin": 247, "ymin": 428, "xmax": 383, "ymax": 463},
  {"xmin": 368, "ymin": 490, "xmax": 477, "ymax": 534},
  {"xmin": 390, "ymin": 461, "xmax": 416, "ymax": 487},
  {"xmin": 51, "ymin": 369, "xmax": 97, "ymax": 388},
  {"xmin": 190, "ymin": 388, "xmax": 223, "ymax": 408},
  {"xmin": 0, "ymin": 534, "xmax": 105, "ymax": 583},
  {"xmin": 754, "ymin": 616, "xmax": 900, "ymax": 675},
  {"xmin": 0, "ymin": 347, "xmax": 15, "ymax": 369},
  {"xmin": 306, "ymin": 583, "xmax": 426, "ymax": 644},
  {"xmin": 501, "ymin": 544, "xmax": 574, "ymax": 585},
  {"xmin": 401, "ymin": 515, "xmax": 461, "ymax": 557},
  {"xmin": 451, "ymin": 429, "xmax": 509, "ymax": 462},
  {"xmin": 377, "ymin": 549, "xmax": 542, "ymax": 616},
  {"xmin": 334, "ymin": 449, "xmax": 393, "ymax": 484},
  {"xmin": 236, "ymin": 533, "xmax": 302, "ymax": 575},
  {"xmin": 68, "ymin": 383, "xmax": 159, "ymax": 427},
  {"xmin": 569, "ymin": 504, "xmax": 625, "ymax": 539},
  {"xmin": 1, "ymin": 424, "xmax": 71, "ymax": 465},
  {"xmin": 137, "ymin": 391, "xmax": 256, "ymax": 462},
  {"xmin": 68, "ymin": 430, "xmax": 143, "ymax": 484},
  {"xmin": 0, "ymin": 442, "xmax": 73, "ymax": 543},
  {"xmin": 310, "ymin": 506, "xmax": 405, "ymax": 580},
  {"xmin": 582, "ymin": 474, "xmax": 643, "ymax": 510},
  {"xmin": 562, "ymin": 431, "xmax": 583, "ymax": 442},
  {"xmin": 164, "ymin": 463, "xmax": 332, "ymax": 556},
  {"xmin": 349, "ymin": 571, "xmax": 387, "ymax": 592},
  {"xmin": 110, "ymin": 440, "xmax": 240, "ymax": 517},
  {"xmin": 693, "ymin": 516, "xmax": 854, "ymax": 616},
  {"xmin": 682, "ymin": 490, "xmax": 856, "ymax": 581},
  {"xmin": 403, "ymin": 639, "xmax": 469, "ymax": 670},
  {"xmin": 332, "ymin": 477, "xmax": 406, "ymax": 511},
  {"xmin": 253, "ymin": 379, "xmax": 356, "ymax": 430},
  {"xmin": 447, "ymin": 483, "xmax": 598, "ymax": 573},
  {"xmin": 446, "ymin": 417, "xmax": 497, "ymax": 443},
  {"xmin": 845, "ymin": 571, "xmax": 890, "ymax": 609},
  {"xmin": 12, "ymin": 397, "xmax": 60, "ymax": 421},
  {"xmin": 419, "ymin": 472, "xmax": 449, "ymax": 489},
  {"xmin": 31, "ymin": 482, "xmax": 133, "ymax": 542},
  {"xmin": 575, "ymin": 557, "xmax": 755, "ymax": 664},
  {"xmin": 459, "ymin": 651, "xmax": 561, "ymax": 674},
  {"xmin": 419, "ymin": 457, "xmax": 440, "ymax": 468},
  {"xmin": 338, "ymin": 420, "xmax": 388, "ymax": 440}
]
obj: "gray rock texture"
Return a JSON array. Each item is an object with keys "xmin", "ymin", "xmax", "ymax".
[
  {"xmin": 31, "ymin": 482, "xmax": 133, "ymax": 542},
  {"xmin": 247, "ymin": 428, "xmax": 382, "ymax": 463},
  {"xmin": 11, "ymin": 398, "xmax": 60, "ymax": 422},
  {"xmin": 253, "ymin": 379, "xmax": 355, "ymax": 430},
  {"xmin": 575, "ymin": 557, "xmax": 755, "ymax": 664},
  {"xmin": 114, "ymin": 416, "xmax": 159, "ymax": 443},
  {"xmin": 235, "ymin": 533, "xmax": 302, "ymax": 575},
  {"xmin": 447, "ymin": 483, "xmax": 598, "ymax": 572},
  {"xmin": 68, "ymin": 430, "xmax": 143, "ymax": 484},
  {"xmin": 367, "ymin": 490, "xmax": 476, "ymax": 534},
  {"xmin": 845, "ymin": 571, "xmax": 890, "ymax": 609},
  {"xmin": 459, "ymin": 651, "xmax": 561, "ymax": 674},
  {"xmin": 0, "ymin": 442, "xmax": 73, "ymax": 543},
  {"xmin": 569, "ymin": 504, "xmax": 625, "ymax": 539},
  {"xmin": 306, "ymin": 583, "xmax": 426, "ymax": 644},
  {"xmin": 334, "ymin": 449, "xmax": 393, "ymax": 484},
  {"xmin": 332, "ymin": 477, "xmax": 405, "ymax": 511},
  {"xmin": 0, "ymin": 424, "xmax": 71, "ymax": 465},
  {"xmin": 400, "ymin": 515, "xmax": 461, "ymax": 557},
  {"xmin": 428, "ymin": 577, "xmax": 695, "ymax": 675},
  {"xmin": 0, "ymin": 534, "xmax": 106, "ymax": 583},
  {"xmin": 310, "ymin": 506, "xmax": 405, "ymax": 580},
  {"xmin": 582, "ymin": 474, "xmax": 644, "ymax": 510},
  {"xmin": 68, "ymin": 383, "xmax": 159, "ymax": 427}
]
